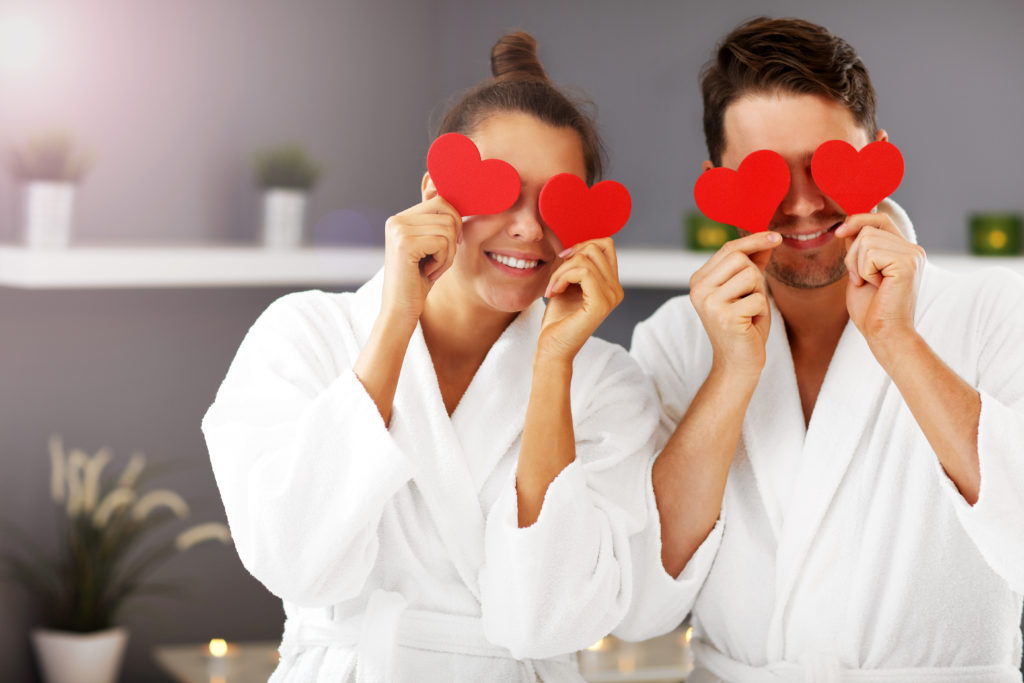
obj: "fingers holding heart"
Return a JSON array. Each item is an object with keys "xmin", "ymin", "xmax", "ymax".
[
  {"xmin": 546, "ymin": 238, "xmax": 622, "ymax": 306},
  {"xmin": 387, "ymin": 196, "xmax": 462, "ymax": 282},
  {"xmin": 840, "ymin": 214, "xmax": 923, "ymax": 288}
]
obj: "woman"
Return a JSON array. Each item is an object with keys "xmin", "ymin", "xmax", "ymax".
[{"xmin": 203, "ymin": 32, "xmax": 658, "ymax": 682}]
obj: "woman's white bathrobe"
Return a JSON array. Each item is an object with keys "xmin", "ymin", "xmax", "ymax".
[
  {"xmin": 201, "ymin": 270, "xmax": 660, "ymax": 682},
  {"xmin": 620, "ymin": 203, "xmax": 1024, "ymax": 682}
]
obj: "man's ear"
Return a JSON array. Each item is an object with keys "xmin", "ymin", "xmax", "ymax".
[
  {"xmin": 875, "ymin": 128, "xmax": 889, "ymax": 143},
  {"xmin": 421, "ymin": 171, "xmax": 438, "ymax": 201},
  {"xmin": 701, "ymin": 159, "xmax": 714, "ymax": 173}
]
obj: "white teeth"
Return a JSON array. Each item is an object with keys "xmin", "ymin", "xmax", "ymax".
[
  {"xmin": 491, "ymin": 253, "xmax": 539, "ymax": 269},
  {"xmin": 783, "ymin": 227, "xmax": 830, "ymax": 241}
]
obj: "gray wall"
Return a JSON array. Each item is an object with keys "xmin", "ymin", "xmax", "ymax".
[{"xmin": 1, "ymin": 1, "xmax": 1022, "ymax": 681}]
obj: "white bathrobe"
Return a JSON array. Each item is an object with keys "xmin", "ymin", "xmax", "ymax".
[
  {"xmin": 202, "ymin": 270, "xmax": 659, "ymax": 682},
  {"xmin": 621, "ymin": 203, "xmax": 1024, "ymax": 682}
]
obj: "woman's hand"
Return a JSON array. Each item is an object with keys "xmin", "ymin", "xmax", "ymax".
[
  {"xmin": 538, "ymin": 237, "xmax": 623, "ymax": 363},
  {"xmin": 381, "ymin": 193, "xmax": 463, "ymax": 323},
  {"xmin": 356, "ymin": 192, "xmax": 461, "ymax": 425}
]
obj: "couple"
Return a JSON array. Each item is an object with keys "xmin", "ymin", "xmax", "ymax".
[{"xmin": 202, "ymin": 17, "xmax": 1024, "ymax": 683}]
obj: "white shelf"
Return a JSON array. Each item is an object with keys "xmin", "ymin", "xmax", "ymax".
[
  {"xmin": 0, "ymin": 245, "xmax": 384, "ymax": 289},
  {"xmin": 0, "ymin": 244, "xmax": 1021, "ymax": 290}
]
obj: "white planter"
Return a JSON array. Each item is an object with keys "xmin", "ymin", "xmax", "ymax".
[
  {"xmin": 22, "ymin": 181, "xmax": 76, "ymax": 249},
  {"xmin": 261, "ymin": 188, "xmax": 307, "ymax": 248},
  {"xmin": 31, "ymin": 627, "xmax": 129, "ymax": 683}
]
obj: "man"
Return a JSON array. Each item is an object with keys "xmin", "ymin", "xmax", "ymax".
[{"xmin": 618, "ymin": 16, "xmax": 1024, "ymax": 682}]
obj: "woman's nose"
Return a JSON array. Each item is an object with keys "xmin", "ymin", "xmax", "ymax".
[{"xmin": 507, "ymin": 203, "xmax": 545, "ymax": 242}]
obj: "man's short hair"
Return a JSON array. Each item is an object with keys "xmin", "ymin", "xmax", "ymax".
[{"xmin": 701, "ymin": 16, "xmax": 878, "ymax": 166}]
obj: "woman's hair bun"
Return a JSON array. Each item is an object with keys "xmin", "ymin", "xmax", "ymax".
[{"xmin": 490, "ymin": 31, "xmax": 549, "ymax": 83}]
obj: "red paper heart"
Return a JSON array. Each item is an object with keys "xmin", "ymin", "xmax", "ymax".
[
  {"xmin": 426, "ymin": 132, "xmax": 521, "ymax": 216},
  {"xmin": 811, "ymin": 140, "xmax": 904, "ymax": 216},
  {"xmin": 693, "ymin": 149, "xmax": 790, "ymax": 233},
  {"xmin": 538, "ymin": 173, "xmax": 632, "ymax": 248}
]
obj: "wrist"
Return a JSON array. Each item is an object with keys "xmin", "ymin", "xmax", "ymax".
[
  {"xmin": 371, "ymin": 307, "xmax": 419, "ymax": 346},
  {"xmin": 534, "ymin": 338, "xmax": 580, "ymax": 367},
  {"xmin": 532, "ymin": 347, "xmax": 575, "ymax": 376},
  {"xmin": 709, "ymin": 356, "xmax": 764, "ymax": 391},
  {"xmin": 867, "ymin": 326, "xmax": 922, "ymax": 371}
]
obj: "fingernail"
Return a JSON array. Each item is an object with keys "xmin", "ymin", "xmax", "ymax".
[
  {"xmin": 544, "ymin": 286, "xmax": 551, "ymax": 298},
  {"xmin": 848, "ymin": 271, "xmax": 857, "ymax": 284},
  {"xmin": 767, "ymin": 232, "xmax": 781, "ymax": 242},
  {"xmin": 457, "ymin": 233, "xmax": 463, "ymax": 245},
  {"xmin": 558, "ymin": 247, "xmax": 572, "ymax": 258}
]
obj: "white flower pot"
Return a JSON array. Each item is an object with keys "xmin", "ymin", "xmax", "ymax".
[
  {"xmin": 31, "ymin": 627, "xmax": 129, "ymax": 683},
  {"xmin": 22, "ymin": 181, "xmax": 76, "ymax": 249},
  {"xmin": 261, "ymin": 188, "xmax": 307, "ymax": 248}
]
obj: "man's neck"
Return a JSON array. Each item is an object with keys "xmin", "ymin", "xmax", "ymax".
[
  {"xmin": 770, "ymin": 275, "xmax": 849, "ymax": 348},
  {"xmin": 769, "ymin": 275, "xmax": 849, "ymax": 426}
]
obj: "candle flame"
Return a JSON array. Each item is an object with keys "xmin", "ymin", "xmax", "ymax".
[
  {"xmin": 585, "ymin": 637, "xmax": 608, "ymax": 652},
  {"xmin": 209, "ymin": 638, "xmax": 228, "ymax": 657},
  {"xmin": 685, "ymin": 626, "xmax": 693, "ymax": 644}
]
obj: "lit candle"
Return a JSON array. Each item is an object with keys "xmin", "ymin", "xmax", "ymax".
[{"xmin": 208, "ymin": 638, "xmax": 229, "ymax": 681}]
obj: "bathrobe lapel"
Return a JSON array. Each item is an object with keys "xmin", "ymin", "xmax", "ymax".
[
  {"xmin": 766, "ymin": 320, "xmax": 890, "ymax": 657},
  {"xmin": 740, "ymin": 300, "xmax": 806, "ymax": 541},
  {"xmin": 451, "ymin": 300, "xmax": 544, "ymax": 491},
  {"xmin": 388, "ymin": 296, "xmax": 544, "ymax": 601}
]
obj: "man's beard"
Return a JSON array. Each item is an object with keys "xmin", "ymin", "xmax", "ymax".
[
  {"xmin": 764, "ymin": 212, "xmax": 848, "ymax": 289},
  {"xmin": 766, "ymin": 250, "xmax": 848, "ymax": 289}
]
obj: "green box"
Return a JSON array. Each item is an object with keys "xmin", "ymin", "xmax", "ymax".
[
  {"xmin": 969, "ymin": 213, "xmax": 1022, "ymax": 256},
  {"xmin": 685, "ymin": 211, "xmax": 738, "ymax": 251}
]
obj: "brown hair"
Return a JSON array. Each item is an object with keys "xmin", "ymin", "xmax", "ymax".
[
  {"xmin": 701, "ymin": 17, "xmax": 877, "ymax": 166},
  {"xmin": 437, "ymin": 31, "xmax": 605, "ymax": 184}
]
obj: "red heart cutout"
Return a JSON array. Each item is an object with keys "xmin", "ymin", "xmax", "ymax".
[
  {"xmin": 426, "ymin": 133, "xmax": 520, "ymax": 216},
  {"xmin": 811, "ymin": 140, "xmax": 904, "ymax": 216},
  {"xmin": 538, "ymin": 173, "xmax": 632, "ymax": 248},
  {"xmin": 693, "ymin": 149, "xmax": 790, "ymax": 233}
]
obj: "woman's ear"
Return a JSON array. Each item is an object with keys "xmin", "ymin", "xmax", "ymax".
[
  {"xmin": 701, "ymin": 159, "xmax": 714, "ymax": 172},
  {"xmin": 875, "ymin": 128, "xmax": 889, "ymax": 143},
  {"xmin": 422, "ymin": 171, "xmax": 438, "ymax": 201}
]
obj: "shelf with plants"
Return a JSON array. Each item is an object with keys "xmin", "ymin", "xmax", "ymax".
[{"xmin": 0, "ymin": 245, "xmax": 1021, "ymax": 290}]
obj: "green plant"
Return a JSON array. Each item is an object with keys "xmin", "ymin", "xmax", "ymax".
[
  {"xmin": 8, "ymin": 131, "xmax": 92, "ymax": 183},
  {"xmin": 0, "ymin": 437, "xmax": 231, "ymax": 632},
  {"xmin": 254, "ymin": 144, "xmax": 322, "ymax": 190}
]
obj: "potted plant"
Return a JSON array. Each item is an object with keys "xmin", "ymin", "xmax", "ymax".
[
  {"xmin": 0, "ymin": 437, "xmax": 231, "ymax": 683},
  {"xmin": 7, "ymin": 131, "xmax": 92, "ymax": 249},
  {"xmin": 253, "ymin": 144, "xmax": 322, "ymax": 248}
]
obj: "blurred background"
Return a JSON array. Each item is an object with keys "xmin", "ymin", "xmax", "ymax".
[{"xmin": 1, "ymin": 0, "xmax": 1022, "ymax": 680}]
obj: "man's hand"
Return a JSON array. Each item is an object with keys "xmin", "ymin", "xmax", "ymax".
[
  {"xmin": 835, "ymin": 213, "xmax": 926, "ymax": 364},
  {"xmin": 689, "ymin": 231, "xmax": 781, "ymax": 381}
]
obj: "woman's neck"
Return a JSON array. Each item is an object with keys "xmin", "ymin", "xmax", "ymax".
[{"xmin": 420, "ymin": 278, "xmax": 519, "ymax": 371}]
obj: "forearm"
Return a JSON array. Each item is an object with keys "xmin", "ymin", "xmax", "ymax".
[
  {"xmin": 875, "ymin": 332, "xmax": 981, "ymax": 503},
  {"xmin": 655, "ymin": 365, "xmax": 757, "ymax": 576},
  {"xmin": 516, "ymin": 354, "xmax": 576, "ymax": 527},
  {"xmin": 352, "ymin": 312, "xmax": 418, "ymax": 426}
]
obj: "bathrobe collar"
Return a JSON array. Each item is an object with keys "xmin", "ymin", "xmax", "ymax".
[
  {"xmin": 353, "ymin": 271, "xmax": 544, "ymax": 600},
  {"xmin": 740, "ymin": 199, "xmax": 915, "ymax": 656}
]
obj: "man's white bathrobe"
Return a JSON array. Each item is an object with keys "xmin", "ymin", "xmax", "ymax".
[
  {"xmin": 621, "ymin": 202, "xmax": 1024, "ymax": 682},
  {"xmin": 202, "ymin": 270, "xmax": 659, "ymax": 682}
]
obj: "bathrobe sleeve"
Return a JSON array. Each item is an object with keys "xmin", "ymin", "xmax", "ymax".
[
  {"xmin": 202, "ymin": 292, "xmax": 414, "ymax": 607},
  {"xmin": 479, "ymin": 344, "xmax": 660, "ymax": 659},
  {"xmin": 612, "ymin": 298, "xmax": 725, "ymax": 641},
  {"xmin": 934, "ymin": 268, "xmax": 1024, "ymax": 594}
]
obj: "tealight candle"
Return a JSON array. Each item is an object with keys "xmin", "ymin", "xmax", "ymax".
[
  {"xmin": 208, "ymin": 638, "xmax": 230, "ymax": 680},
  {"xmin": 969, "ymin": 213, "xmax": 1022, "ymax": 256},
  {"xmin": 686, "ymin": 211, "xmax": 738, "ymax": 251}
]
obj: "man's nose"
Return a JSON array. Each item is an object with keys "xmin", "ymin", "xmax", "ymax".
[{"xmin": 778, "ymin": 166, "xmax": 827, "ymax": 218}]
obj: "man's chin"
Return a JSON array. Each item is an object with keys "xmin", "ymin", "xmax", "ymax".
[{"xmin": 765, "ymin": 258, "xmax": 848, "ymax": 290}]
